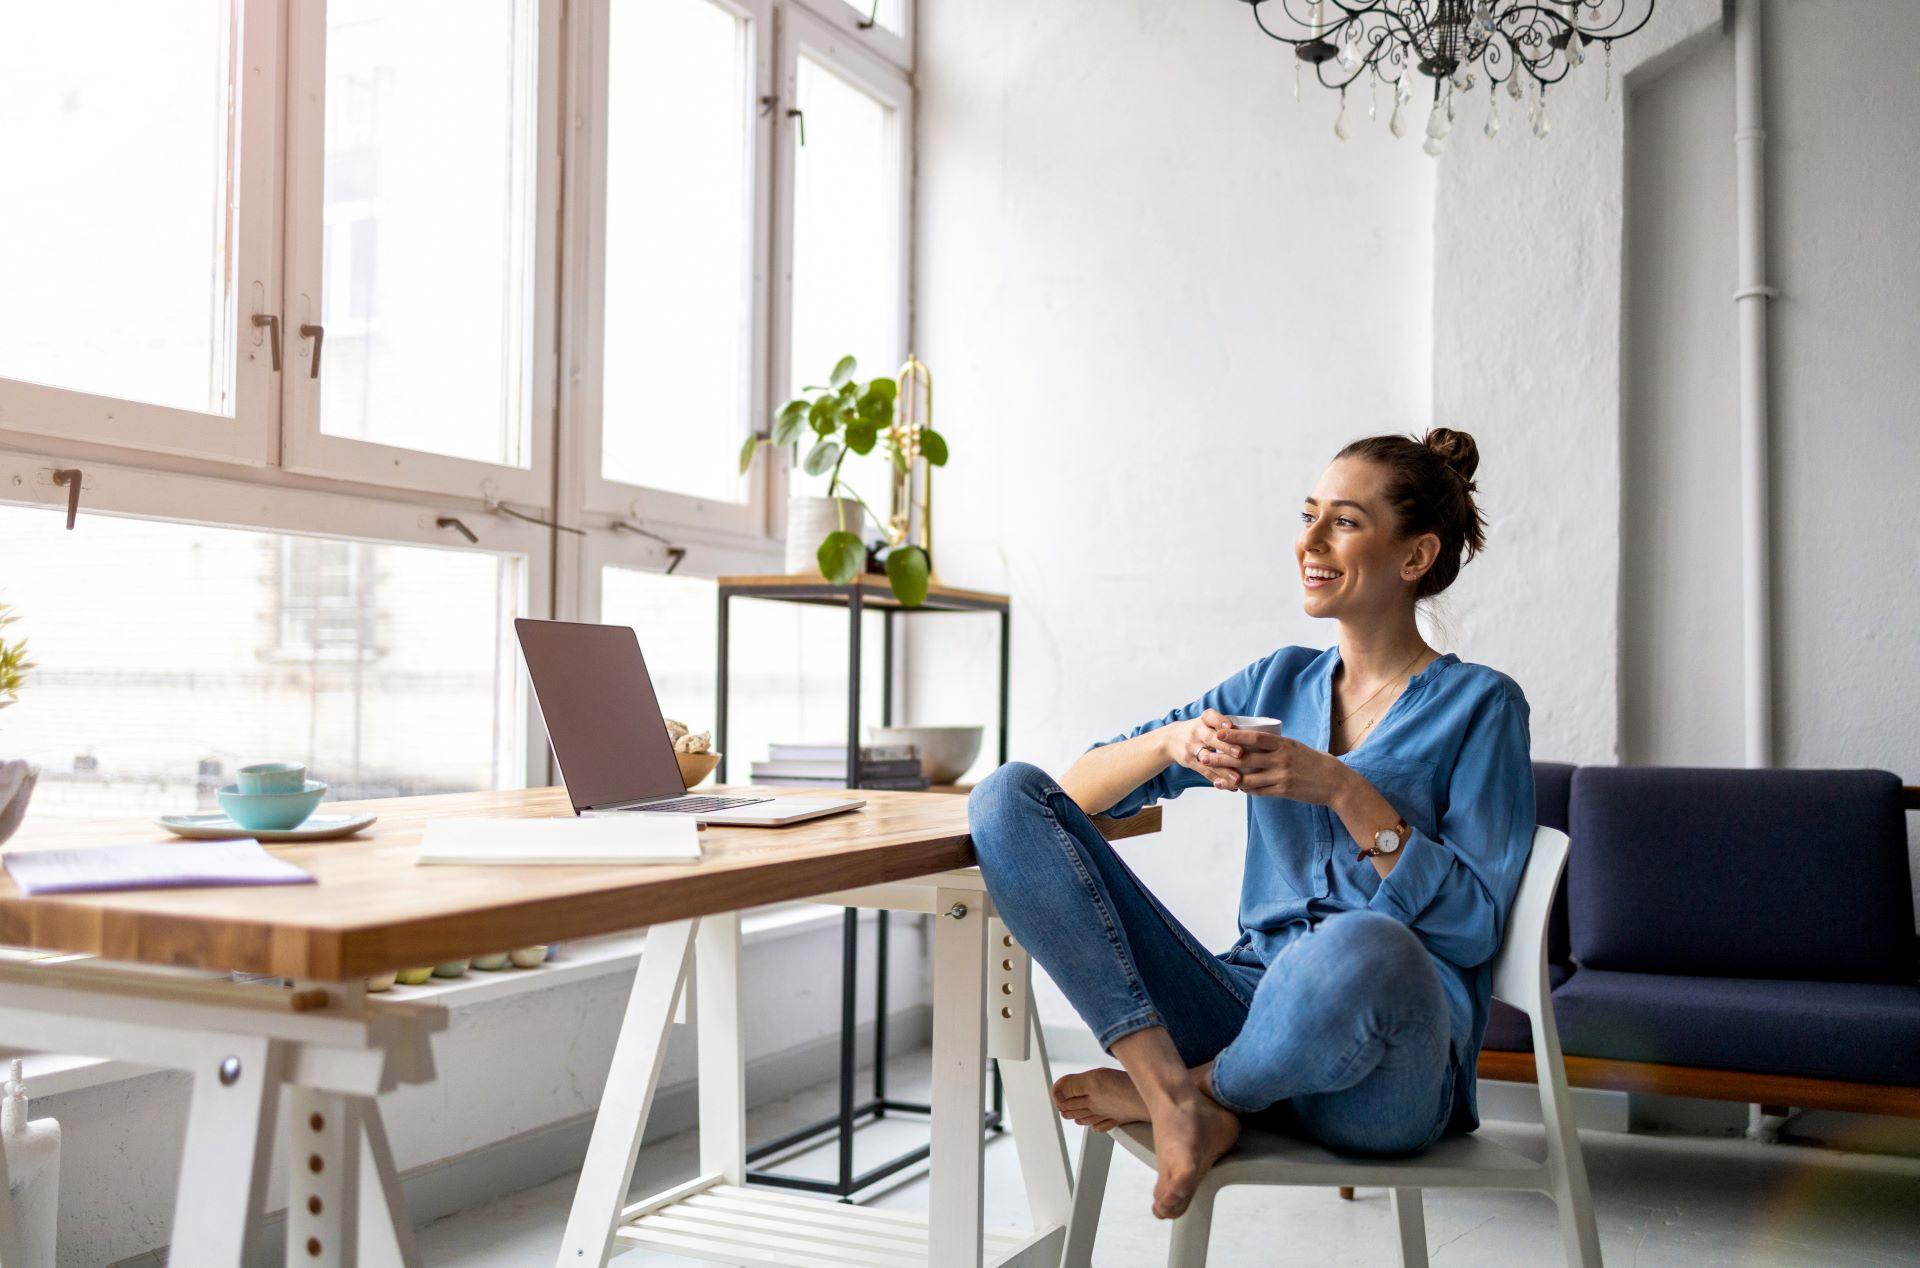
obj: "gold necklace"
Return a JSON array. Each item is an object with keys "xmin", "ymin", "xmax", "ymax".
[{"xmin": 1333, "ymin": 647, "xmax": 1427, "ymax": 727}]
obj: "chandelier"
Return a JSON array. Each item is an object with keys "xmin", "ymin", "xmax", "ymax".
[{"xmin": 1239, "ymin": 1, "xmax": 1656, "ymax": 153}]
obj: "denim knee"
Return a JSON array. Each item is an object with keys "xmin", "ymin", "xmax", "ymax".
[
  {"xmin": 1300, "ymin": 912, "xmax": 1440, "ymax": 1014},
  {"xmin": 967, "ymin": 762, "xmax": 1057, "ymax": 869}
]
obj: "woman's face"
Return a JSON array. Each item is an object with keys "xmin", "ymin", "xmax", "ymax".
[{"xmin": 1295, "ymin": 457, "xmax": 1439, "ymax": 622}]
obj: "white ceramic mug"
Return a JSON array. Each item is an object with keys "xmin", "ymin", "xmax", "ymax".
[{"xmin": 1220, "ymin": 715, "xmax": 1283, "ymax": 736}]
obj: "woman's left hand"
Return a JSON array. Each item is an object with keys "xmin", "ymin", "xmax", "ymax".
[{"xmin": 1200, "ymin": 728, "xmax": 1358, "ymax": 806}]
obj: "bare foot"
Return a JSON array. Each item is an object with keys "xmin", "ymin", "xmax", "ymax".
[
  {"xmin": 1053, "ymin": 1068, "xmax": 1151, "ymax": 1133},
  {"xmin": 1147, "ymin": 1091, "xmax": 1240, "ymax": 1220}
]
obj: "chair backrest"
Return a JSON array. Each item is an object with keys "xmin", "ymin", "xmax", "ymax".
[{"xmin": 1488, "ymin": 825, "xmax": 1569, "ymax": 1024}]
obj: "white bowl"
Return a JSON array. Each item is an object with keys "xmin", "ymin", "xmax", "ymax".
[{"xmin": 867, "ymin": 725, "xmax": 984, "ymax": 785}]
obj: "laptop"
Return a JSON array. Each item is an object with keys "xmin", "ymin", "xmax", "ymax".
[{"xmin": 514, "ymin": 618, "xmax": 866, "ymax": 827}]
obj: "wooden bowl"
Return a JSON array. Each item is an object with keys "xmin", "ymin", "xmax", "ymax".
[{"xmin": 676, "ymin": 750, "xmax": 722, "ymax": 788}]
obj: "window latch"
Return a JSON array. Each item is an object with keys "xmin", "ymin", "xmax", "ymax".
[
  {"xmin": 51, "ymin": 468, "xmax": 82, "ymax": 530},
  {"xmin": 435, "ymin": 516, "xmax": 479, "ymax": 544},
  {"xmin": 300, "ymin": 323, "xmax": 325, "ymax": 379},
  {"xmin": 251, "ymin": 313, "xmax": 281, "ymax": 372},
  {"xmin": 612, "ymin": 520, "xmax": 687, "ymax": 575}
]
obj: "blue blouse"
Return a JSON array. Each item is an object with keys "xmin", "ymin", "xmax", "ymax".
[{"xmin": 1089, "ymin": 645, "xmax": 1536, "ymax": 1127}]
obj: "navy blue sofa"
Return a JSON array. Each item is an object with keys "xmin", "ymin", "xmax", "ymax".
[{"xmin": 1480, "ymin": 762, "xmax": 1920, "ymax": 1113}]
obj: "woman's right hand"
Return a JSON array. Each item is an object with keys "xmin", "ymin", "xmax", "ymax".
[{"xmin": 1164, "ymin": 708, "xmax": 1242, "ymax": 789}]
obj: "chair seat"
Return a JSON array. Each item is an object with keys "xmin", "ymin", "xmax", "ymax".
[
  {"xmin": 1107, "ymin": 1120, "xmax": 1551, "ymax": 1193},
  {"xmin": 1554, "ymin": 969, "xmax": 1920, "ymax": 1085}
]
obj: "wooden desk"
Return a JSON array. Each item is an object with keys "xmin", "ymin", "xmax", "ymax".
[{"xmin": 0, "ymin": 786, "xmax": 1160, "ymax": 1267}]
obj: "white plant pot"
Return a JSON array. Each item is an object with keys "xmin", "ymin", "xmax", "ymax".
[
  {"xmin": 785, "ymin": 495, "xmax": 864, "ymax": 576},
  {"xmin": 0, "ymin": 760, "xmax": 37, "ymax": 846}
]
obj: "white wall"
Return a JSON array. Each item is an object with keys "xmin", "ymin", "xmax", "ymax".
[
  {"xmin": 1619, "ymin": 0, "xmax": 1920, "ymax": 911},
  {"xmin": 909, "ymin": 0, "xmax": 1434, "ymax": 1021},
  {"xmin": 1433, "ymin": 0, "xmax": 1724, "ymax": 766}
]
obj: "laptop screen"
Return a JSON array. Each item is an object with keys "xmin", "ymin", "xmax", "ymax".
[{"xmin": 514, "ymin": 619, "xmax": 687, "ymax": 812}]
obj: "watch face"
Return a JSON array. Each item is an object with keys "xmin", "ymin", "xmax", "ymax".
[{"xmin": 1374, "ymin": 827, "xmax": 1401, "ymax": 854}]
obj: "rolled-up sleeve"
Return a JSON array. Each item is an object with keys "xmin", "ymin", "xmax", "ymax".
[
  {"xmin": 1083, "ymin": 654, "xmax": 1272, "ymax": 819},
  {"xmin": 1366, "ymin": 689, "xmax": 1535, "ymax": 968}
]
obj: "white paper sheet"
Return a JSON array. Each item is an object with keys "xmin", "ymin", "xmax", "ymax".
[
  {"xmin": 415, "ymin": 815, "xmax": 703, "ymax": 866},
  {"xmin": 3, "ymin": 841, "xmax": 315, "ymax": 896}
]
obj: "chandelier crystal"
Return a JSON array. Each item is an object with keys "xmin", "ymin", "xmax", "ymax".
[{"xmin": 1240, "ymin": 0, "xmax": 1655, "ymax": 149}]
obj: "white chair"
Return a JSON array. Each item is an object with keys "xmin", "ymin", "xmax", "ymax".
[{"xmin": 1061, "ymin": 826, "xmax": 1600, "ymax": 1267}]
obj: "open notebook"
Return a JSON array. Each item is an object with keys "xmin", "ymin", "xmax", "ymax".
[{"xmin": 415, "ymin": 815, "xmax": 703, "ymax": 866}]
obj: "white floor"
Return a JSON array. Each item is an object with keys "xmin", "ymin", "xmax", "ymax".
[{"xmin": 418, "ymin": 1052, "xmax": 1920, "ymax": 1267}]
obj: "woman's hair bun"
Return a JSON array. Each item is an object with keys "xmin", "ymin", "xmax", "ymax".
[{"xmin": 1422, "ymin": 427, "xmax": 1479, "ymax": 486}]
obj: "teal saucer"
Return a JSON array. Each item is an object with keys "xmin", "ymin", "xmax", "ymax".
[{"xmin": 155, "ymin": 812, "xmax": 378, "ymax": 842}]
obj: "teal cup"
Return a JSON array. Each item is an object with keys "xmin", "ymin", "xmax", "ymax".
[{"xmin": 237, "ymin": 762, "xmax": 307, "ymax": 794}]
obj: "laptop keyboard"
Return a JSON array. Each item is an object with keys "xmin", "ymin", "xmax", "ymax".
[{"xmin": 626, "ymin": 795, "xmax": 772, "ymax": 814}]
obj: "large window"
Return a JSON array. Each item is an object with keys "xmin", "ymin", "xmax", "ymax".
[
  {"xmin": 281, "ymin": 0, "xmax": 556, "ymax": 500},
  {"xmin": 776, "ymin": 8, "xmax": 911, "ymax": 526},
  {"xmin": 0, "ymin": 502, "xmax": 524, "ymax": 820},
  {"xmin": 599, "ymin": 0, "xmax": 759, "ymax": 506},
  {"xmin": 0, "ymin": 0, "xmax": 915, "ymax": 802},
  {"xmin": 0, "ymin": 0, "xmax": 280, "ymax": 462}
]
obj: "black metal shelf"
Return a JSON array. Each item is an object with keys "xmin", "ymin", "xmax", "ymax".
[{"xmin": 715, "ymin": 575, "xmax": 1010, "ymax": 1200}]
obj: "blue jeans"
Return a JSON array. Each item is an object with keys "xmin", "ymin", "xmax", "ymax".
[{"xmin": 969, "ymin": 762, "xmax": 1457, "ymax": 1157}]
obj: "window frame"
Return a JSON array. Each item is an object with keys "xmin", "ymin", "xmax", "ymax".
[
  {"xmin": 276, "ymin": 0, "xmax": 563, "ymax": 507},
  {"xmin": 0, "ymin": 0, "xmax": 285, "ymax": 468},
  {"xmin": 792, "ymin": 0, "xmax": 912, "ymax": 77},
  {"xmin": 564, "ymin": 0, "xmax": 779, "ymax": 542},
  {"xmin": 771, "ymin": 2, "xmax": 914, "ymax": 460}
]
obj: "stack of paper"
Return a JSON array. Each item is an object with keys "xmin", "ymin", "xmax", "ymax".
[{"xmin": 415, "ymin": 815, "xmax": 703, "ymax": 866}]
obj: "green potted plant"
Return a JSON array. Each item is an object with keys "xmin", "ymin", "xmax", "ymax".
[
  {"xmin": 740, "ymin": 355, "xmax": 948, "ymax": 607},
  {"xmin": 0, "ymin": 603, "xmax": 38, "ymax": 845}
]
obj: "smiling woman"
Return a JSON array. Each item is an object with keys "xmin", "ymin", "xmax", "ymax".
[{"xmin": 968, "ymin": 426, "xmax": 1535, "ymax": 1223}]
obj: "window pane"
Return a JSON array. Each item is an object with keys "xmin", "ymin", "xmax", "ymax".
[
  {"xmin": 599, "ymin": 567, "xmax": 884, "ymax": 781},
  {"xmin": 832, "ymin": 0, "xmax": 904, "ymax": 37},
  {"xmin": 320, "ymin": 0, "xmax": 537, "ymax": 467},
  {"xmin": 788, "ymin": 55, "xmax": 900, "ymax": 521},
  {"xmin": 0, "ymin": 505, "xmax": 521, "ymax": 819},
  {"xmin": 601, "ymin": 0, "xmax": 754, "ymax": 503},
  {"xmin": 0, "ymin": 1, "xmax": 236, "ymax": 414}
]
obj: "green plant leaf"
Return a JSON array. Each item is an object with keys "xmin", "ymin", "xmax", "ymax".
[
  {"xmin": 920, "ymin": 428, "xmax": 950, "ymax": 466},
  {"xmin": 737, "ymin": 432, "xmax": 762, "ymax": 475},
  {"xmin": 809, "ymin": 397, "xmax": 838, "ymax": 435},
  {"xmin": 886, "ymin": 546, "xmax": 931, "ymax": 608},
  {"xmin": 846, "ymin": 421, "xmax": 878, "ymax": 454},
  {"xmin": 830, "ymin": 355, "xmax": 858, "ymax": 387},
  {"xmin": 817, "ymin": 530, "xmax": 865, "ymax": 584},
  {"xmin": 856, "ymin": 391, "xmax": 891, "ymax": 426},
  {"xmin": 803, "ymin": 439, "xmax": 843, "ymax": 476},
  {"xmin": 771, "ymin": 411, "xmax": 805, "ymax": 447},
  {"xmin": 868, "ymin": 376, "xmax": 897, "ymax": 402}
]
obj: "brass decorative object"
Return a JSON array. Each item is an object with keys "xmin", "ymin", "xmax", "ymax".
[{"xmin": 889, "ymin": 355, "xmax": 935, "ymax": 578}]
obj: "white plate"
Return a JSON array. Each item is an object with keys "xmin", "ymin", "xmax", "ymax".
[{"xmin": 155, "ymin": 812, "xmax": 378, "ymax": 842}]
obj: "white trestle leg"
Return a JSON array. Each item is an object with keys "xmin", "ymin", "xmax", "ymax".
[
  {"xmin": 558, "ymin": 916, "xmax": 699, "ymax": 1266},
  {"xmin": 170, "ymin": 1034, "xmax": 286, "ymax": 1263},
  {"xmin": 930, "ymin": 886, "xmax": 989, "ymax": 1268}
]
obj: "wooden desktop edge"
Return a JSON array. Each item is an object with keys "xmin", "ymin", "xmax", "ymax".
[{"xmin": 0, "ymin": 789, "xmax": 1162, "ymax": 982}]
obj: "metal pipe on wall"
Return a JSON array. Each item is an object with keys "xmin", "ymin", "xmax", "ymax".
[{"xmin": 1733, "ymin": 0, "xmax": 1777, "ymax": 768}]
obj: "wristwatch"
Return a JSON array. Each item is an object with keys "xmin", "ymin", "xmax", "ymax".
[{"xmin": 1357, "ymin": 819, "xmax": 1411, "ymax": 861}]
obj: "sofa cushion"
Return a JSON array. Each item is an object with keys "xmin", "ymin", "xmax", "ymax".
[
  {"xmin": 1533, "ymin": 761, "xmax": 1575, "ymax": 970},
  {"xmin": 1568, "ymin": 766, "xmax": 1914, "ymax": 983},
  {"xmin": 1553, "ymin": 969, "xmax": 1920, "ymax": 1085},
  {"xmin": 1481, "ymin": 961, "xmax": 1572, "ymax": 1053}
]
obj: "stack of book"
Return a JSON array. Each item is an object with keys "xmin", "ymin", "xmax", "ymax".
[{"xmin": 750, "ymin": 741, "xmax": 930, "ymax": 790}]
